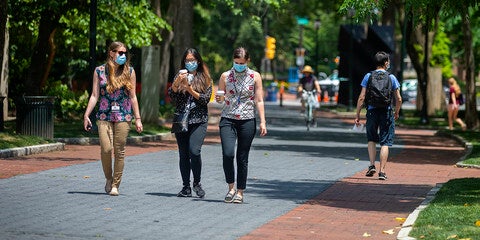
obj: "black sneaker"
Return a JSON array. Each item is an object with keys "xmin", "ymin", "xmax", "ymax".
[
  {"xmin": 177, "ymin": 185, "xmax": 192, "ymax": 197},
  {"xmin": 365, "ymin": 165, "xmax": 376, "ymax": 177},
  {"xmin": 193, "ymin": 183, "xmax": 205, "ymax": 198},
  {"xmin": 378, "ymin": 172, "xmax": 387, "ymax": 180}
]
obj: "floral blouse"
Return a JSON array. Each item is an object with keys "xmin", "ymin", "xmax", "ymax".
[
  {"xmin": 168, "ymin": 73, "xmax": 212, "ymax": 125},
  {"xmin": 95, "ymin": 64, "xmax": 134, "ymax": 122},
  {"xmin": 221, "ymin": 68, "xmax": 256, "ymax": 120}
]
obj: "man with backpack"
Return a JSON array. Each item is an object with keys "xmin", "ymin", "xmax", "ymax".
[{"xmin": 354, "ymin": 51, "xmax": 402, "ymax": 180}]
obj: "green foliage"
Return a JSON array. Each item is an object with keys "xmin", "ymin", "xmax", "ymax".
[
  {"xmin": 196, "ymin": 0, "xmax": 343, "ymax": 79},
  {"xmin": 339, "ymin": 0, "xmax": 386, "ymax": 23},
  {"xmin": 159, "ymin": 103, "xmax": 175, "ymax": 119},
  {"xmin": 431, "ymin": 25, "xmax": 453, "ymax": 78},
  {"xmin": 8, "ymin": 0, "xmax": 170, "ymax": 100},
  {"xmin": 43, "ymin": 81, "xmax": 89, "ymax": 119},
  {"xmin": 442, "ymin": 6, "xmax": 480, "ymax": 76}
]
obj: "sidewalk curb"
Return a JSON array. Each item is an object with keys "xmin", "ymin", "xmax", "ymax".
[
  {"xmin": 0, "ymin": 142, "xmax": 65, "ymax": 158},
  {"xmin": 0, "ymin": 132, "xmax": 175, "ymax": 159},
  {"xmin": 397, "ymin": 183, "xmax": 443, "ymax": 240},
  {"xmin": 55, "ymin": 132, "xmax": 175, "ymax": 145}
]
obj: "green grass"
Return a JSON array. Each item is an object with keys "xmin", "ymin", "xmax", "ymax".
[
  {"xmin": 446, "ymin": 130, "xmax": 480, "ymax": 166},
  {"xmin": 409, "ymin": 178, "xmax": 480, "ymax": 239},
  {"xmin": 0, "ymin": 132, "xmax": 54, "ymax": 149},
  {"xmin": 0, "ymin": 119, "xmax": 170, "ymax": 149},
  {"xmin": 53, "ymin": 119, "xmax": 170, "ymax": 138}
]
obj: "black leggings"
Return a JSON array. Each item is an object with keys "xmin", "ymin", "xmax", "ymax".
[
  {"xmin": 219, "ymin": 117, "xmax": 256, "ymax": 190},
  {"xmin": 175, "ymin": 122, "xmax": 208, "ymax": 186}
]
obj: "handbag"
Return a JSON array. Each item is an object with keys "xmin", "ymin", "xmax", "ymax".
[{"xmin": 171, "ymin": 96, "xmax": 192, "ymax": 133}]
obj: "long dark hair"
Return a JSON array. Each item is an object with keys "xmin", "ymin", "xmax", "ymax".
[{"xmin": 180, "ymin": 48, "xmax": 212, "ymax": 93}]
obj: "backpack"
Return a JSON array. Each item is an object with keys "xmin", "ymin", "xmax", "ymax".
[
  {"xmin": 457, "ymin": 93, "xmax": 465, "ymax": 105},
  {"xmin": 365, "ymin": 71, "xmax": 393, "ymax": 108}
]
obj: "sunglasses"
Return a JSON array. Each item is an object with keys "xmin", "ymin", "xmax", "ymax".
[{"xmin": 113, "ymin": 50, "xmax": 127, "ymax": 56}]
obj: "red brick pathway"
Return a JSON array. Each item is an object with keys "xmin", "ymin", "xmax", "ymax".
[{"xmin": 240, "ymin": 128, "xmax": 479, "ymax": 240}]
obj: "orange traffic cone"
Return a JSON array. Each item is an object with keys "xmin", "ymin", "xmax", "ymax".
[
  {"xmin": 323, "ymin": 91, "xmax": 329, "ymax": 103},
  {"xmin": 334, "ymin": 92, "xmax": 338, "ymax": 103}
]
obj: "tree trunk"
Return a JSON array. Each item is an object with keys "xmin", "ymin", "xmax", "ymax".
[
  {"xmin": 405, "ymin": 17, "xmax": 435, "ymax": 116},
  {"xmin": 461, "ymin": 9, "xmax": 478, "ymax": 129},
  {"xmin": 427, "ymin": 67, "xmax": 444, "ymax": 115},
  {"xmin": 173, "ymin": 0, "xmax": 194, "ymax": 71},
  {"xmin": 26, "ymin": 10, "xmax": 60, "ymax": 95},
  {"xmin": 0, "ymin": 0, "xmax": 8, "ymax": 119},
  {"xmin": 405, "ymin": 20, "xmax": 425, "ymax": 111},
  {"xmin": 152, "ymin": 0, "xmax": 175, "ymax": 103}
]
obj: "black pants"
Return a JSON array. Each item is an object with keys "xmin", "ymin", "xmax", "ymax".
[
  {"xmin": 219, "ymin": 117, "xmax": 256, "ymax": 190},
  {"xmin": 175, "ymin": 122, "xmax": 208, "ymax": 186}
]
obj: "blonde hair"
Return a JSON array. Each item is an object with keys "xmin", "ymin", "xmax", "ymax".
[
  {"xmin": 106, "ymin": 41, "xmax": 133, "ymax": 94},
  {"xmin": 448, "ymin": 78, "xmax": 461, "ymax": 96}
]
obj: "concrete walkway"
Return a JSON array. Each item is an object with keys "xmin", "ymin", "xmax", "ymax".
[{"xmin": 0, "ymin": 95, "xmax": 479, "ymax": 240}]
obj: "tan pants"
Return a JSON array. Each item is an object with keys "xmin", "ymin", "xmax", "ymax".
[{"xmin": 97, "ymin": 121, "xmax": 131, "ymax": 188}]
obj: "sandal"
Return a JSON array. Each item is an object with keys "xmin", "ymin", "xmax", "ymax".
[
  {"xmin": 232, "ymin": 194, "xmax": 243, "ymax": 204},
  {"xmin": 224, "ymin": 190, "xmax": 236, "ymax": 203}
]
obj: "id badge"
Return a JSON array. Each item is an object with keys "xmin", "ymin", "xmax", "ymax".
[{"xmin": 111, "ymin": 105, "xmax": 120, "ymax": 112}]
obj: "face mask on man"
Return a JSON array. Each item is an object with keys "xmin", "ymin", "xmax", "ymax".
[
  {"xmin": 233, "ymin": 62, "xmax": 247, "ymax": 72},
  {"xmin": 115, "ymin": 55, "xmax": 127, "ymax": 65},
  {"xmin": 185, "ymin": 61, "xmax": 198, "ymax": 72}
]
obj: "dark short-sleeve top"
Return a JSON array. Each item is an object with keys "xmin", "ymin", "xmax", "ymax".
[{"xmin": 168, "ymin": 73, "xmax": 212, "ymax": 124}]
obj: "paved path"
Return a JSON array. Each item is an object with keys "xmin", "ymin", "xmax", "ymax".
[{"xmin": 1, "ymin": 96, "xmax": 479, "ymax": 240}]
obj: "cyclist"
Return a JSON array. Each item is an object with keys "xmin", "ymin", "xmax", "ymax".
[{"xmin": 297, "ymin": 65, "xmax": 321, "ymax": 113}]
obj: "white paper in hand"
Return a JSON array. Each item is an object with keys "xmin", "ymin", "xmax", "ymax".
[{"xmin": 352, "ymin": 123, "xmax": 364, "ymax": 132}]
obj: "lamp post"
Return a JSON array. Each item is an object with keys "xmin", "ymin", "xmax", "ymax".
[
  {"xmin": 314, "ymin": 19, "xmax": 320, "ymax": 72},
  {"xmin": 347, "ymin": 8, "xmax": 355, "ymax": 111}
]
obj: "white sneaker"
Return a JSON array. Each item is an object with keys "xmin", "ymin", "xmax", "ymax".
[{"xmin": 109, "ymin": 187, "xmax": 119, "ymax": 196}]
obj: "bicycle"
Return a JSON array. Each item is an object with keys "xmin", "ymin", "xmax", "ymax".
[{"xmin": 302, "ymin": 90, "xmax": 318, "ymax": 131}]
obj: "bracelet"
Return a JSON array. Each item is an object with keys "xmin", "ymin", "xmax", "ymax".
[{"xmin": 136, "ymin": 117, "xmax": 141, "ymax": 119}]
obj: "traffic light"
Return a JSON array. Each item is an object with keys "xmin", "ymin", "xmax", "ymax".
[{"xmin": 265, "ymin": 36, "xmax": 276, "ymax": 60}]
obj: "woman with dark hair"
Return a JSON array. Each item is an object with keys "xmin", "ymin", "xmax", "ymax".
[
  {"xmin": 215, "ymin": 47, "xmax": 267, "ymax": 203},
  {"xmin": 169, "ymin": 48, "xmax": 212, "ymax": 198},
  {"xmin": 83, "ymin": 41, "xmax": 143, "ymax": 196}
]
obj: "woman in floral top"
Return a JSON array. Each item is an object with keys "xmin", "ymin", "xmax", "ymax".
[
  {"xmin": 215, "ymin": 47, "xmax": 267, "ymax": 204},
  {"xmin": 83, "ymin": 41, "xmax": 143, "ymax": 196},
  {"xmin": 169, "ymin": 48, "xmax": 212, "ymax": 198}
]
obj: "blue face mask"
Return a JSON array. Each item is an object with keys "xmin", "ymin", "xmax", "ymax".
[
  {"xmin": 115, "ymin": 55, "xmax": 127, "ymax": 65},
  {"xmin": 185, "ymin": 61, "xmax": 198, "ymax": 72},
  {"xmin": 233, "ymin": 62, "xmax": 247, "ymax": 72}
]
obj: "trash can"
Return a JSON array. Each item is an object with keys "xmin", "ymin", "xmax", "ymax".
[
  {"xmin": 16, "ymin": 96, "xmax": 55, "ymax": 139},
  {"xmin": 0, "ymin": 96, "xmax": 5, "ymax": 132},
  {"xmin": 265, "ymin": 82, "xmax": 278, "ymax": 102}
]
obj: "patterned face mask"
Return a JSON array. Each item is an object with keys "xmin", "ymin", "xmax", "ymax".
[{"xmin": 185, "ymin": 61, "xmax": 198, "ymax": 72}]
